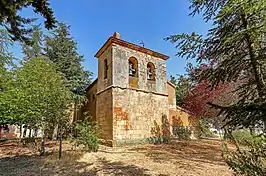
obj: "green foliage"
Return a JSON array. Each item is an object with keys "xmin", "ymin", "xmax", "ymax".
[
  {"xmin": 44, "ymin": 23, "xmax": 92, "ymax": 101},
  {"xmin": 222, "ymin": 136, "xmax": 266, "ymax": 176},
  {"xmin": 233, "ymin": 129, "xmax": 263, "ymax": 147},
  {"xmin": 71, "ymin": 120, "xmax": 99, "ymax": 152},
  {"xmin": 0, "ymin": 0, "xmax": 56, "ymax": 43},
  {"xmin": 0, "ymin": 22, "xmax": 93, "ymax": 158},
  {"xmin": 166, "ymin": 0, "xmax": 266, "ymax": 129},
  {"xmin": 170, "ymin": 75, "xmax": 192, "ymax": 106},
  {"xmin": 199, "ymin": 119, "xmax": 214, "ymax": 138},
  {"xmin": 0, "ymin": 29, "xmax": 16, "ymax": 125},
  {"xmin": 173, "ymin": 126, "xmax": 192, "ymax": 140},
  {"xmin": 2, "ymin": 57, "xmax": 71, "ymax": 130},
  {"xmin": 22, "ymin": 25, "xmax": 44, "ymax": 60},
  {"xmin": 168, "ymin": 1, "xmax": 266, "ymax": 174}
]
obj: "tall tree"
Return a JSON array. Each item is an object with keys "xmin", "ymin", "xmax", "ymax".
[
  {"xmin": 44, "ymin": 22, "xmax": 92, "ymax": 101},
  {"xmin": 22, "ymin": 25, "xmax": 44, "ymax": 60},
  {"xmin": 0, "ymin": 29, "xmax": 15, "ymax": 126},
  {"xmin": 12, "ymin": 57, "xmax": 72, "ymax": 154},
  {"xmin": 166, "ymin": 0, "xmax": 266, "ymax": 130},
  {"xmin": 0, "ymin": 0, "xmax": 56, "ymax": 43}
]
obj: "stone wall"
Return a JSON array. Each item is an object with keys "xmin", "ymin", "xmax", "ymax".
[
  {"xmin": 83, "ymin": 80, "xmax": 97, "ymax": 121},
  {"xmin": 96, "ymin": 88, "xmax": 113, "ymax": 142},
  {"xmin": 96, "ymin": 43, "xmax": 114, "ymax": 145},
  {"xmin": 112, "ymin": 87, "xmax": 169, "ymax": 145},
  {"xmin": 112, "ymin": 44, "xmax": 167, "ymax": 94},
  {"xmin": 167, "ymin": 82, "xmax": 176, "ymax": 108},
  {"xmin": 94, "ymin": 36, "xmax": 172, "ymax": 146},
  {"xmin": 169, "ymin": 108, "xmax": 190, "ymax": 127},
  {"xmin": 98, "ymin": 45, "xmax": 113, "ymax": 92}
]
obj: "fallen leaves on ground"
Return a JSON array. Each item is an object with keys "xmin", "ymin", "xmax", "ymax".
[{"xmin": 0, "ymin": 139, "xmax": 232, "ymax": 176}]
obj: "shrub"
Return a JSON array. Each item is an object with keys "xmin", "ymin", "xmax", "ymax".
[
  {"xmin": 233, "ymin": 129, "xmax": 262, "ymax": 146},
  {"xmin": 222, "ymin": 135, "xmax": 266, "ymax": 176},
  {"xmin": 173, "ymin": 126, "xmax": 192, "ymax": 140},
  {"xmin": 199, "ymin": 119, "xmax": 214, "ymax": 138},
  {"xmin": 71, "ymin": 120, "xmax": 99, "ymax": 152}
]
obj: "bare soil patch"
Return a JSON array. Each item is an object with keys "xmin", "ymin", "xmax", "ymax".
[{"xmin": 0, "ymin": 139, "xmax": 232, "ymax": 176}]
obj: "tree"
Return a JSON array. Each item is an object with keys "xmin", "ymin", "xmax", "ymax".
[
  {"xmin": 44, "ymin": 22, "xmax": 92, "ymax": 103},
  {"xmin": 0, "ymin": 0, "xmax": 56, "ymax": 43},
  {"xmin": 5, "ymin": 57, "xmax": 72, "ymax": 154},
  {"xmin": 166, "ymin": 0, "xmax": 266, "ymax": 130},
  {"xmin": 0, "ymin": 29, "xmax": 15, "ymax": 126},
  {"xmin": 170, "ymin": 74, "xmax": 193, "ymax": 106},
  {"xmin": 22, "ymin": 25, "xmax": 44, "ymax": 60},
  {"xmin": 182, "ymin": 81, "xmax": 238, "ymax": 129}
]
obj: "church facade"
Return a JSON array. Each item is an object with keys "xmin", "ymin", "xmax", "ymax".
[{"xmin": 83, "ymin": 32, "xmax": 193, "ymax": 146}]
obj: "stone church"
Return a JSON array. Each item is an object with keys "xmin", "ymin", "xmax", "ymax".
[{"xmin": 83, "ymin": 32, "xmax": 193, "ymax": 146}]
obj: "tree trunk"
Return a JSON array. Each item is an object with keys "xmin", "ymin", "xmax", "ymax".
[
  {"xmin": 34, "ymin": 128, "xmax": 38, "ymax": 138},
  {"xmin": 241, "ymin": 13, "xmax": 266, "ymax": 132},
  {"xmin": 59, "ymin": 128, "xmax": 62, "ymax": 160},
  {"xmin": 29, "ymin": 129, "xmax": 32, "ymax": 138},
  {"xmin": 19, "ymin": 124, "xmax": 22, "ymax": 139},
  {"xmin": 74, "ymin": 102, "xmax": 77, "ymax": 122},
  {"xmin": 23, "ymin": 125, "xmax": 27, "ymax": 138},
  {"xmin": 263, "ymin": 119, "xmax": 266, "ymax": 133},
  {"xmin": 53, "ymin": 124, "xmax": 58, "ymax": 140},
  {"xmin": 0, "ymin": 125, "xmax": 2, "ymax": 139},
  {"xmin": 40, "ymin": 131, "xmax": 45, "ymax": 156}
]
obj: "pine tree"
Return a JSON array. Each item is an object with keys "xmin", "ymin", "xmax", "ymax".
[
  {"xmin": 44, "ymin": 22, "xmax": 92, "ymax": 100},
  {"xmin": 0, "ymin": 0, "xmax": 56, "ymax": 43},
  {"xmin": 22, "ymin": 25, "xmax": 44, "ymax": 60},
  {"xmin": 166, "ymin": 0, "xmax": 266, "ymax": 130}
]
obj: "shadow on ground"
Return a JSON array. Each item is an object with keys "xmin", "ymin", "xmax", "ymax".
[
  {"xmin": 93, "ymin": 157, "xmax": 149, "ymax": 176},
  {"xmin": 129, "ymin": 139, "xmax": 227, "ymax": 172},
  {"xmin": 0, "ymin": 139, "xmax": 230, "ymax": 176},
  {"xmin": 0, "ymin": 151, "xmax": 150, "ymax": 176}
]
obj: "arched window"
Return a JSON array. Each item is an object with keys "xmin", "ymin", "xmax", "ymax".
[
  {"xmin": 128, "ymin": 57, "xmax": 138, "ymax": 77},
  {"xmin": 147, "ymin": 62, "xmax": 155, "ymax": 81},
  {"xmin": 104, "ymin": 59, "xmax": 108, "ymax": 79}
]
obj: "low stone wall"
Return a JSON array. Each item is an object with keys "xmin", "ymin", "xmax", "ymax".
[{"xmin": 169, "ymin": 107, "xmax": 200, "ymax": 139}]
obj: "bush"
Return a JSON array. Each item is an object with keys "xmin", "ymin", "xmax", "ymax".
[
  {"xmin": 173, "ymin": 126, "xmax": 192, "ymax": 140},
  {"xmin": 199, "ymin": 119, "xmax": 214, "ymax": 138},
  {"xmin": 233, "ymin": 129, "xmax": 262, "ymax": 146},
  {"xmin": 222, "ymin": 135, "xmax": 266, "ymax": 176},
  {"xmin": 71, "ymin": 120, "xmax": 99, "ymax": 152}
]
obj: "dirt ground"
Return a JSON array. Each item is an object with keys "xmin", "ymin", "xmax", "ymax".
[{"xmin": 0, "ymin": 139, "xmax": 232, "ymax": 176}]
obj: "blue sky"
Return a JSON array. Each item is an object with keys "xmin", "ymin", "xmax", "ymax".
[{"xmin": 12, "ymin": 0, "xmax": 211, "ymax": 79}]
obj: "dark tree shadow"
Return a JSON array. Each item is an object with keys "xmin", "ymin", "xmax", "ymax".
[
  {"xmin": 0, "ymin": 151, "xmax": 96, "ymax": 176},
  {"xmin": 94, "ymin": 157, "xmax": 150, "ymax": 176},
  {"xmin": 161, "ymin": 114, "xmax": 171, "ymax": 140},
  {"xmin": 0, "ymin": 151, "xmax": 150, "ymax": 176},
  {"xmin": 172, "ymin": 115, "xmax": 183, "ymax": 127}
]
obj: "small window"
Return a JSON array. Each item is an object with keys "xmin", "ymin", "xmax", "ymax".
[
  {"xmin": 104, "ymin": 59, "xmax": 108, "ymax": 79},
  {"xmin": 147, "ymin": 62, "xmax": 155, "ymax": 81},
  {"xmin": 129, "ymin": 57, "xmax": 138, "ymax": 77}
]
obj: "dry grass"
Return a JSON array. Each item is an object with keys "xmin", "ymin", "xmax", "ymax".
[{"xmin": 0, "ymin": 139, "xmax": 232, "ymax": 176}]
